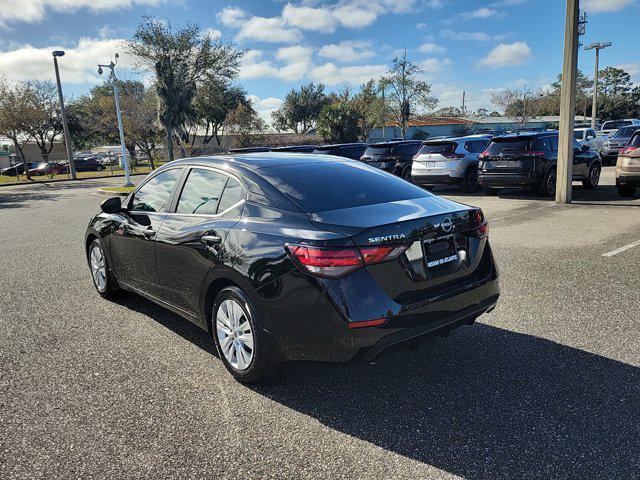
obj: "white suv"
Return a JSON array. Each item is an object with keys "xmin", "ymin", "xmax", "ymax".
[{"xmin": 411, "ymin": 135, "xmax": 492, "ymax": 193}]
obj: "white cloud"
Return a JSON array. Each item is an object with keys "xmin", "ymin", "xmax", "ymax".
[
  {"xmin": 618, "ymin": 63, "xmax": 640, "ymax": 83},
  {"xmin": 281, "ymin": 4, "xmax": 336, "ymax": 32},
  {"xmin": 583, "ymin": 0, "xmax": 634, "ymax": 13},
  {"xmin": 416, "ymin": 22, "xmax": 427, "ymax": 29},
  {"xmin": 248, "ymin": 94, "xmax": 283, "ymax": 123},
  {"xmin": 0, "ymin": 0, "xmax": 162, "ymax": 26},
  {"xmin": 332, "ymin": 4, "xmax": 379, "ymax": 29},
  {"xmin": 239, "ymin": 47, "xmax": 312, "ymax": 81},
  {"xmin": 318, "ymin": 40, "xmax": 375, "ymax": 62},
  {"xmin": 418, "ymin": 42, "xmax": 445, "ymax": 54},
  {"xmin": 309, "ymin": 62, "xmax": 387, "ymax": 86},
  {"xmin": 441, "ymin": 29, "xmax": 510, "ymax": 42},
  {"xmin": 201, "ymin": 28, "xmax": 222, "ymax": 41},
  {"xmin": 419, "ymin": 57, "xmax": 453, "ymax": 74},
  {"xmin": 236, "ymin": 16, "xmax": 302, "ymax": 43},
  {"xmin": 216, "ymin": 6, "xmax": 246, "ymax": 28},
  {"xmin": 0, "ymin": 37, "xmax": 134, "ymax": 83},
  {"xmin": 461, "ymin": 7, "xmax": 499, "ymax": 19},
  {"xmin": 478, "ymin": 41, "xmax": 532, "ymax": 68},
  {"xmin": 239, "ymin": 50, "xmax": 279, "ymax": 79}
]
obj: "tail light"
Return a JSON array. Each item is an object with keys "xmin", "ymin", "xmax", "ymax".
[
  {"xmin": 471, "ymin": 209, "xmax": 488, "ymax": 237},
  {"xmin": 479, "ymin": 150, "xmax": 489, "ymax": 160},
  {"xmin": 285, "ymin": 244, "xmax": 409, "ymax": 278},
  {"xmin": 522, "ymin": 150, "xmax": 545, "ymax": 157},
  {"xmin": 442, "ymin": 152, "xmax": 465, "ymax": 159},
  {"xmin": 620, "ymin": 146, "xmax": 638, "ymax": 155}
]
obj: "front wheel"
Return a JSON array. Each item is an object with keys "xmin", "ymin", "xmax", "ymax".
[
  {"xmin": 582, "ymin": 164, "xmax": 601, "ymax": 189},
  {"xmin": 88, "ymin": 239, "xmax": 119, "ymax": 299},
  {"xmin": 213, "ymin": 287, "xmax": 278, "ymax": 383}
]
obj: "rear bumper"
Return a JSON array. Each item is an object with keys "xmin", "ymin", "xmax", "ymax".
[
  {"xmin": 256, "ymin": 261, "xmax": 500, "ymax": 364},
  {"xmin": 478, "ymin": 171, "xmax": 538, "ymax": 189},
  {"xmin": 616, "ymin": 174, "xmax": 640, "ymax": 188},
  {"xmin": 412, "ymin": 174, "xmax": 464, "ymax": 186}
]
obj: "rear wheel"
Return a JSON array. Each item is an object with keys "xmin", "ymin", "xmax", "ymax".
[
  {"xmin": 402, "ymin": 165, "xmax": 412, "ymax": 181},
  {"xmin": 212, "ymin": 287, "xmax": 278, "ymax": 383},
  {"xmin": 541, "ymin": 170, "xmax": 557, "ymax": 197},
  {"xmin": 582, "ymin": 164, "xmax": 601, "ymax": 189},
  {"xmin": 463, "ymin": 168, "xmax": 479, "ymax": 193},
  {"xmin": 617, "ymin": 186, "xmax": 637, "ymax": 197}
]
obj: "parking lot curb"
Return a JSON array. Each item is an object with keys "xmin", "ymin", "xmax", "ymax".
[{"xmin": 0, "ymin": 172, "xmax": 148, "ymax": 188}]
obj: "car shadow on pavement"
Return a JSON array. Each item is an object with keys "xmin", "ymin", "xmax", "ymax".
[
  {"xmin": 252, "ymin": 323, "xmax": 639, "ymax": 479},
  {"xmin": 0, "ymin": 191, "xmax": 59, "ymax": 209}
]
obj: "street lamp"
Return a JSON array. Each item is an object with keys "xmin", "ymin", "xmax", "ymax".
[
  {"xmin": 52, "ymin": 50, "xmax": 76, "ymax": 179},
  {"xmin": 98, "ymin": 53, "xmax": 133, "ymax": 187},
  {"xmin": 585, "ymin": 42, "xmax": 612, "ymax": 130}
]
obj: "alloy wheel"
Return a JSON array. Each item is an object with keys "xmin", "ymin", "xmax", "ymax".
[
  {"xmin": 590, "ymin": 166, "xmax": 600, "ymax": 187},
  {"xmin": 216, "ymin": 299, "xmax": 254, "ymax": 371},
  {"xmin": 89, "ymin": 245, "xmax": 107, "ymax": 292},
  {"xmin": 547, "ymin": 173, "xmax": 557, "ymax": 196}
]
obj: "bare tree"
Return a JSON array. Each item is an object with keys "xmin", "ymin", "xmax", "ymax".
[
  {"xmin": 381, "ymin": 51, "xmax": 437, "ymax": 139},
  {"xmin": 22, "ymin": 81, "xmax": 64, "ymax": 160},
  {"xmin": 490, "ymin": 88, "xmax": 541, "ymax": 127}
]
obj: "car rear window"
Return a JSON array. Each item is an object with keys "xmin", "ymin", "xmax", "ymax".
[
  {"xmin": 260, "ymin": 161, "xmax": 429, "ymax": 213},
  {"xmin": 417, "ymin": 142, "xmax": 456, "ymax": 155},
  {"xmin": 629, "ymin": 132, "xmax": 640, "ymax": 147},
  {"xmin": 603, "ymin": 120, "xmax": 632, "ymax": 130},
  {"xmin": 363, "ymin": 145, "xmax": 392, "ymax": 156},
  {"xmin": 612, "ymin": 126, "xmax": 640, "ymax": 139},
  {"xmin": 486, "ymin": 138, "xmax": 532, "ymax": 155}
]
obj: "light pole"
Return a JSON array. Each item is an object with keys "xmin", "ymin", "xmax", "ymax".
[
  {"xmin": 584, "ymin": 42, "xmax": 612, "ymax": 130},
  {"xmin": 52, "ymin": 51, "xmax": 76, "ymax": 179},
  {"xmin": 98, "ymin": 53, "xmax": 133, "ymax": 187}
]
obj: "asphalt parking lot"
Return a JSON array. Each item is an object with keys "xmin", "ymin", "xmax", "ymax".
[{"xmin": 1, "ymin": 168, "xmax": 639, "ymax": 479}]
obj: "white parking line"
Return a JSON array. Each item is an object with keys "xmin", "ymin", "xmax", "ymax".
[{"xmin": 602, "ymin": 239, "xmax": 640, "ymax": 257}]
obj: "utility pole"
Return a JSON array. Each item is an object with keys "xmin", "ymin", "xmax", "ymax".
[
  {"xmin": 556, "ymin": 0, "xmax": 580, "ymax": 204},
  {"xmin": 461, "ymin": 91, "xmax": 466, "ymax": 116},
  {"xmin": 585, "ymin": 42, "xmax": 612, "ymax": 129},
  {"xmin": 98, "ymin": 53, "xmax": 133, "ymax": 187},
  {"xmin": 52, "ymin": 51, "xmax": 76, "ymax": 180}
]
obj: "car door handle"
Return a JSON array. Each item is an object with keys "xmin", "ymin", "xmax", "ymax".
[{"xmin": 201, "ymin": 235, "xmax": 222, "ymax": 246}]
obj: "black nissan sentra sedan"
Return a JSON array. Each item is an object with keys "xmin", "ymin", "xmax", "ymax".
[{"xmin": 85, "ymin": 153, "xmax": 499, "ymax": 383}]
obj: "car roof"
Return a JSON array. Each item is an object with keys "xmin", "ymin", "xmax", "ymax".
[
  {"xmin": 496, "ymin": 131, "xmax": 558, "ymax": 140},
  {"xmin": 162, "ymin": 152, "xmax": 348, "ymax": 171},
  {"xmin": 314, "ymin": 142, "xmax": 367, "ymax": 149},
  {"xmin": 368, "ymin": 140, "xmax": 422, "ymax": 147}
]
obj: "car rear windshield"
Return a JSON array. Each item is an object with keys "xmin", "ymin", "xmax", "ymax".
[
  {"xmin": 363, "ymin": 145, "xmax": 392, "ymax": 156},
  {"xmin": 260, "ymin": 161, "xmax": 429, "ymax": 213},
  {"xmin": 629, "ymin": 132, "xmax": 640, "ymax": 147},
  {"xmin": 486, "ymin": 138, "xmax": 532, "ymax": 155},
  {"xmin": 603, "ymin": 120, "xmax": 632, "ymax": 130},
  {"xmin": 612, "ymin": 126, "xmax": 640, "ymax": 139},
  {"xmin": 417, "ymin": 142, "xmax": 456, "ymax": 154}
]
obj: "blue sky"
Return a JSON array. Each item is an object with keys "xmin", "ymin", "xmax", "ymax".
[{"xmin": 0, "ymin": 0, "xmax": 638, "ymax": 122}]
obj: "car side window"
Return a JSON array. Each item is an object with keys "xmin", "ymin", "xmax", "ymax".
[
  {"xmin": 131, "ymin": 168, "xmax": 182, "ymax": 213},
  {"xmin": 549, "ymin": 136, "xmax": 559, "ymax": 151},
  {"xmin": 176, "ymin": 168, "xmax": 228, "ymax": 215},
  {"xmin": 533, "ymin": 137, "xmax": 551, "ymax": 151},
  {"xmin": 217, "ymin": 177, "xmax": 245, "ymax": 213}
]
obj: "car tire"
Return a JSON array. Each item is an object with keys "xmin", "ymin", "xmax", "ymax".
[
  {"xmin": 617, "ymin": 186, "xmax": 636, "ymax": 197},
  {"xmin": 541, "ymin": 170, "xmax": 557, "ymax": 197},
  {"xmin": 88, "ymin": 238, "xmax": 119, "ymax": 299},
  {"xmin": 402, "ymin": 165, "xmax": 412, "ymax": 181},
  {"xmin": 96, "ymin": 165, "xmax": 105, "ymax": 172},
  {"xmin": 212, "ymin": 287, "xmax": 278, "ymax": 384},
  {"xmin": 463, "ymin": 168, "xmax": 479, "ymax": 193},
  {"xmin": 582, "ymin": 164, "xmax": 601, "ymax": 189}
]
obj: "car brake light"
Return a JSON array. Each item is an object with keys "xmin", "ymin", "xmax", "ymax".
[
  {"xmin": 442, "ymin": 152, "xmax": 465, "ymax": 159},
  {"xmin": 471, "ymin": 209, "xmax": 488, "ymax": 237},
  {"xmin": 286, "ymin": 244, "xmax": 409, "ymax": 278},
  {"xmin": 522, "ymin": 150, "xmax": 545, "ymax": 157},
  {"xmin": 348, "ymin": 317, "xmax": 387, "ymax": 329},
  {"xmin": 621, "ymin": 146, "xmax": 638, "ymax": 155},
  {"xmin": 479, "ymin": 150, "xmax": 489, "ymax": 159}
]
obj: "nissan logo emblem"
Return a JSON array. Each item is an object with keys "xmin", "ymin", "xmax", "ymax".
[{"xmin": 440, "ymin": 217, "xmax": 453, "ymax": 233}]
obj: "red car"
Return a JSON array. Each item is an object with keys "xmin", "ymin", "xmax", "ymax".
[{"xmin": 28, "ymin": 162, "xmax": 68, "ymax": 176}]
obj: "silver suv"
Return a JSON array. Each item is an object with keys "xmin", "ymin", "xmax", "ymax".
[{"xmin": 411, "ymin": 135, "xmax": 492, "ymax": 192}]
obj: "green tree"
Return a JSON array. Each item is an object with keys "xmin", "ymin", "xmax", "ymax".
[
  {"xmin": 597, "ymin": 67, "xmax": 634, "ymax": 120},
  {"xmin": 317, "ymin": 101, "xmax": 361, "ymax": 143},
  {"xmin": 380, "ymin": 51, "xmax": 437, "ymax": 139},
  {"xmin": 22, "ymin": 80, "xmax": 64, "ymax": 161},
  {"xmin": 193, "ymin": 78, "xmax": 251, "ymax": 146},
  {"xmin": 128, "ymin": 17, "xmax": 243, "ymax": 161},
  {"xmin": 0, "ymin": 80, "xmax": 32, "ymax": 178},
  {"xmin": 225, "ymin": 103, "xmax": 265, "ymax": 148},
  {"xmin": 271, "ymin": 82, "xmax": 329, "ymax": 133},
  {"xmin": 351, "ymin": 80, "xmax": 387, "ymax": 141}
]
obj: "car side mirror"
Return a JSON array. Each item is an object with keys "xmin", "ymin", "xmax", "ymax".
[{"xmin": 101, "ymin": 196, "xmax": 122, "ymax": 214}]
